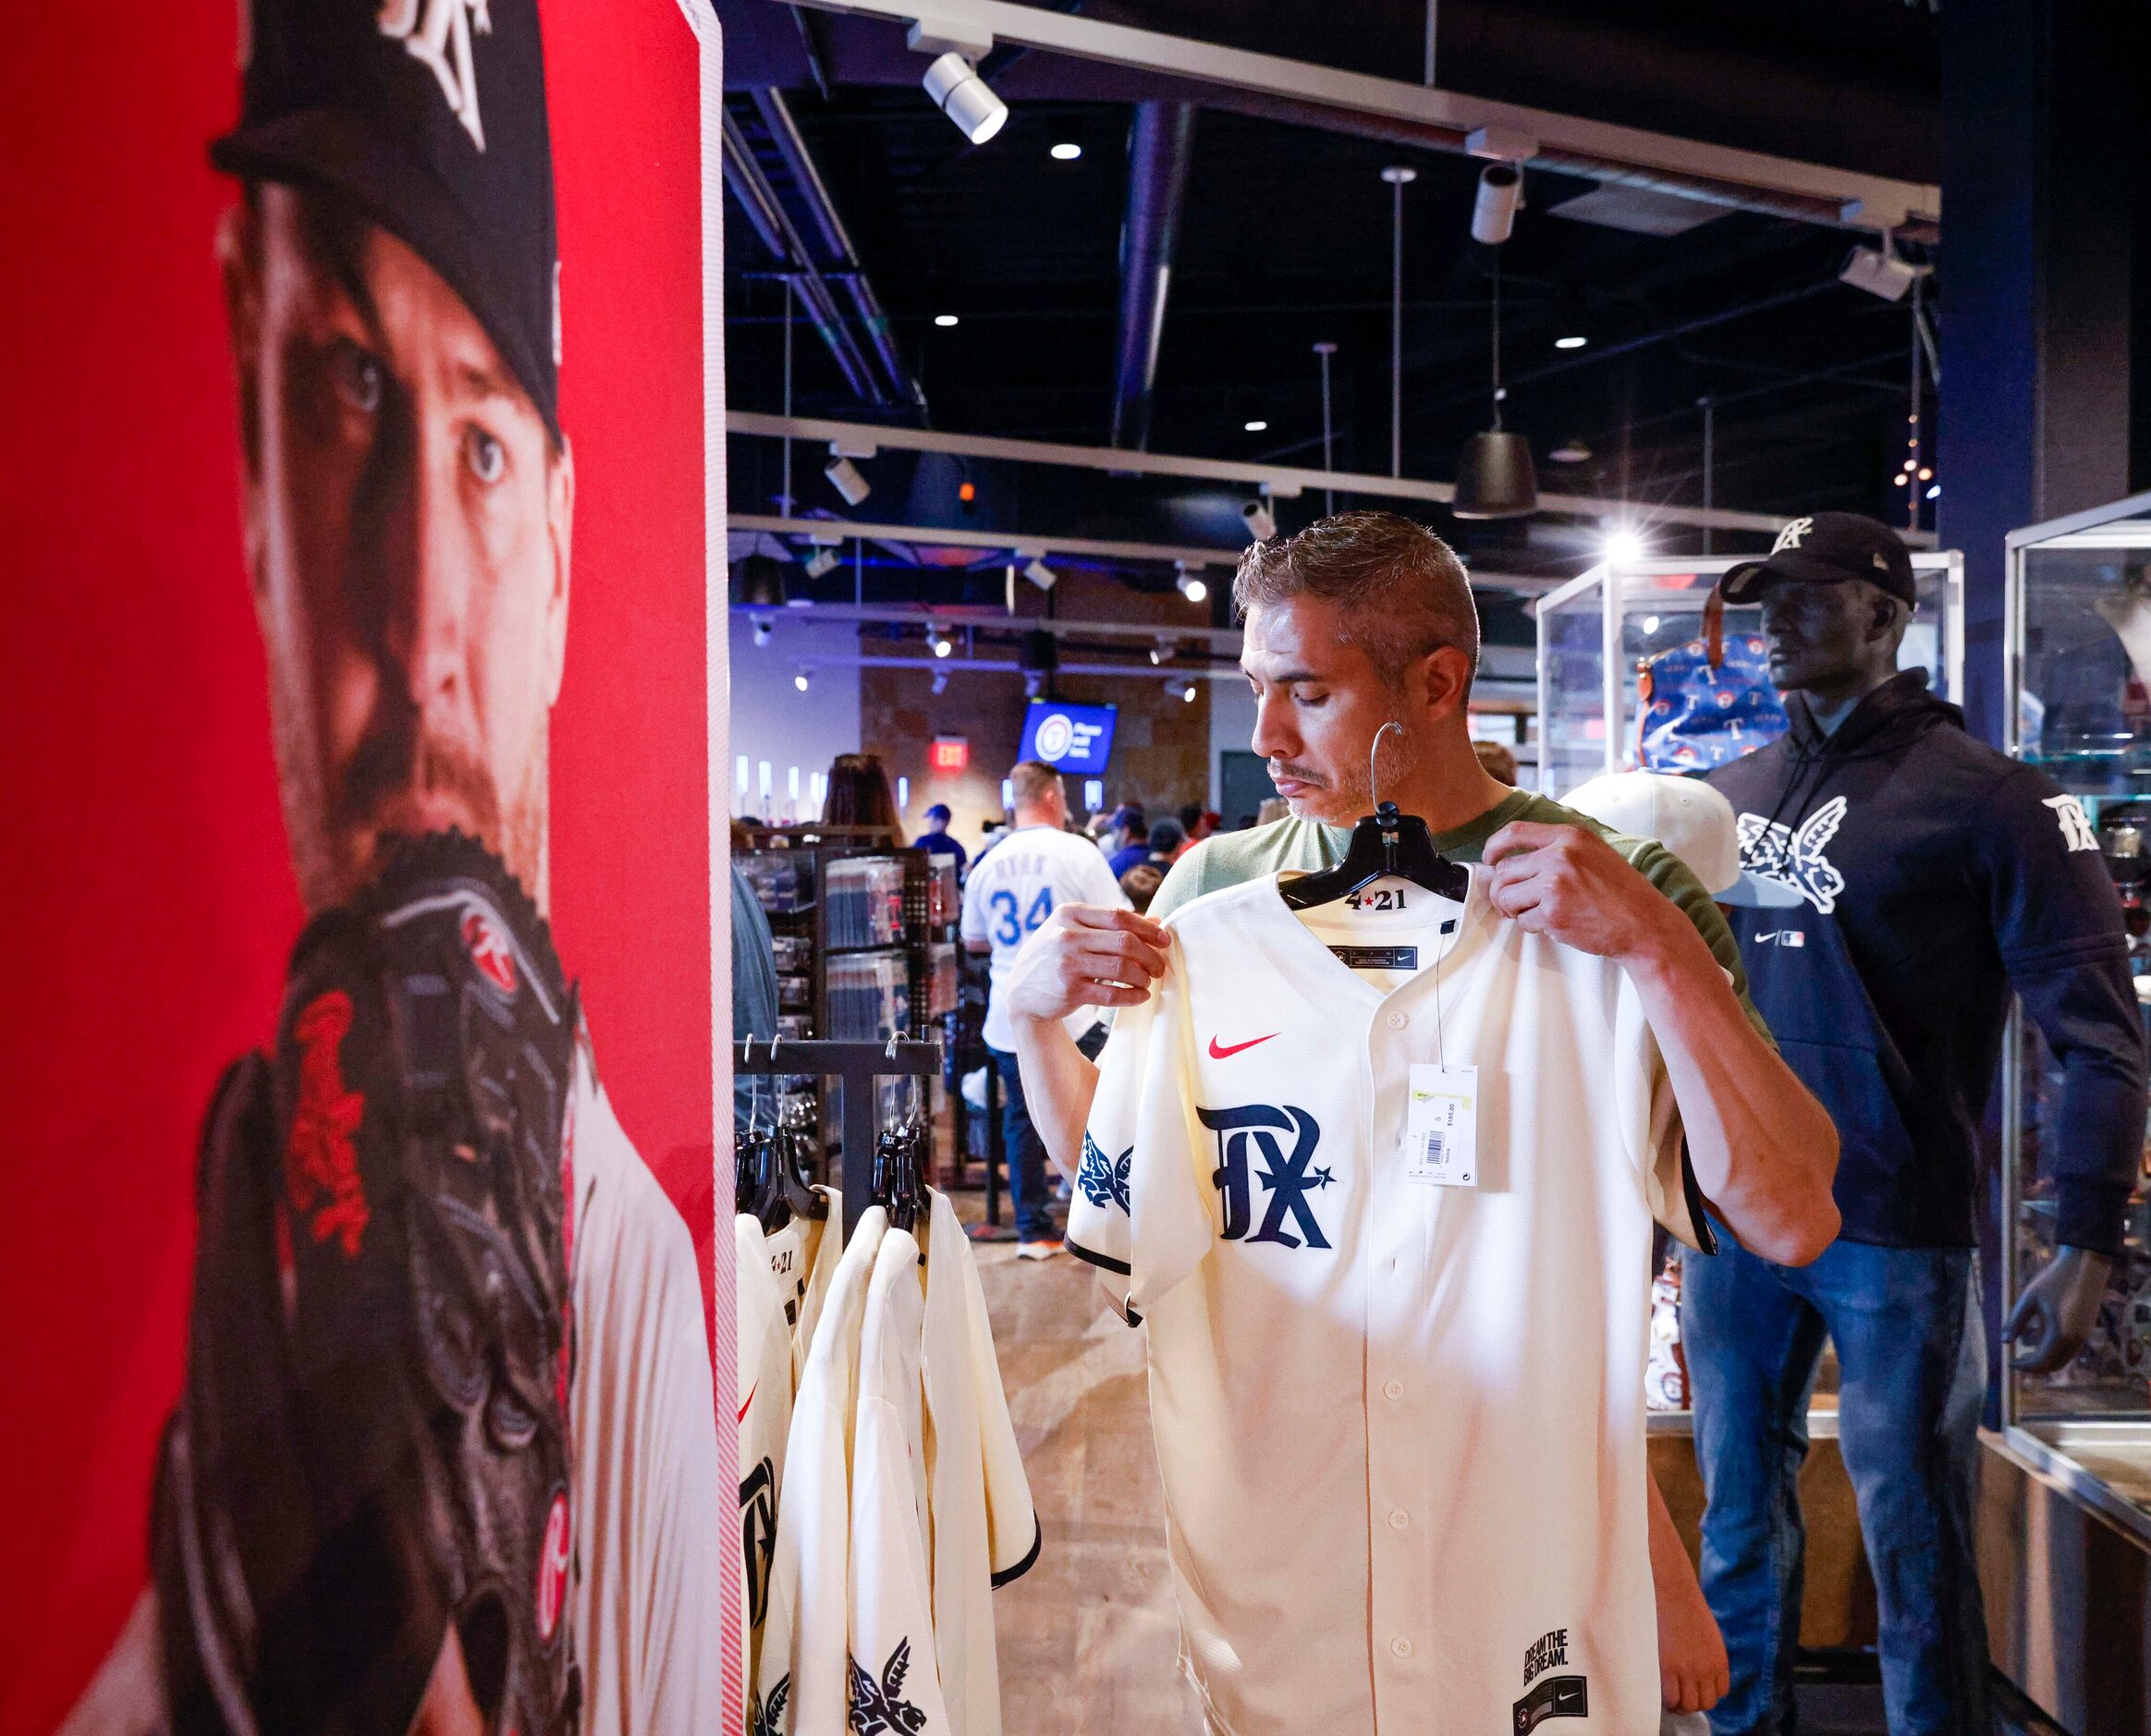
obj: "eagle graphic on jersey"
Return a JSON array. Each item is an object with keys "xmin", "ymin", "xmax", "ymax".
[
  {"xmin": 1736, "ymin": 795, "xmax": 1849, "ymax": 913},
  {"xmin": 1078, "ymin": 1132, "xmax": 1132, "ymax": 1214},
  {"xmin": 739, "ymin": 1457, "xmax": 776, "ymax": 1627},
  {"xmin": 847, "ymin": 1639, "xmax": 929, "ymax": 1734},
  {"xmin": 752, "ymin": 1675, "xmax": 788, "ymax": 1736}
]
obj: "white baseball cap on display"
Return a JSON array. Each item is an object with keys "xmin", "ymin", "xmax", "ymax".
[{"xmin": 1562, "ymin": 770, "xmax": 1802, "ymax": 908}]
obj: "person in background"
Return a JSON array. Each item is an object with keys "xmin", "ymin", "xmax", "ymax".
[
  {"xmin": 1473, "ymin": 738, "xmax": 1520, "ymax": 787},
  {"xmin": 822, "ymin": 752, "xmax": 901, "ymax": 836},
  {"xmin": 1144, "ymin": 816, "xmax": 1188, "ymax": 864},
  {"xmin": 730, "ymin": 821, "xmax": 782, "ymax": 1137},
  {"xmin": 1118, "ymin": 861, "xmax": 1167, "ymax": 914},
  {"xmin": 1255, "ymin": 796, "xmax": 1292, "ymax": 826},
  {"xmin": 1106, "ymin": 806, "xmax": 1153, "ymax": 878},
  {"xmin": 961, "ymin": 761, "xmax": 1130, "ymax": 1259},
  {"xmin": 913, "ymin": 801, "xmax": 969, "ymax": 871},
  {"xmin": 1176, "ymin": 802, "xmax": 1222, "ymax": 845}
]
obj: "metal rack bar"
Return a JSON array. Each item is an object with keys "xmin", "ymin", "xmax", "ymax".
[{"xmin": 737, "ymin": 1037, "xmax": 943, "ymax": 1241}]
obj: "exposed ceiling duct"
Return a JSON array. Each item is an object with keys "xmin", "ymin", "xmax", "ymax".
[
  {"xmin": 1109, "ymin": 101, "xmax": 1198, "ymax": 450},
  {"xmin": 749, "ymin": 87, "xmax": 930, "ymax": 418}
]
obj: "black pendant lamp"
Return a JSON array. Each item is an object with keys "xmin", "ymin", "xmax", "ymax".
[{"xmin": 1452, "ymin": 255, "xmax": 1538, "ymax": 520}]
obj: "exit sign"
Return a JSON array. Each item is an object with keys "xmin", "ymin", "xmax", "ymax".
[{"xmin": 929, "ymin": 736, "xmax": 970, "ymax": 772}]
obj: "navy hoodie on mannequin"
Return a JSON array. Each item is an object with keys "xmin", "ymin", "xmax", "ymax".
[{"xmin": 1707, "ymin": 668, "xmax": 2146, "ymax": 1255}]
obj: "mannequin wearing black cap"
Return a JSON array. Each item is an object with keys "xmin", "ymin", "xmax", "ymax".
[
  {"xmin": 1691, "ymin": 512, "xmax": 2146, "ymax": 1734},
  {"xmin": 1754, "ymin": 557, "xmax": 2111, "ymax": 1361}
]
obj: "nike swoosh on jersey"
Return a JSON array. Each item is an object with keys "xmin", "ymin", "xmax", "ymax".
[
  {"xmin": 737, "ymin": 1377, "xmax": 758, "ymax": 1424},
  {"xmin": 1208, "ymin": 1033, "xmax": 1279, "ymax": 1059}
]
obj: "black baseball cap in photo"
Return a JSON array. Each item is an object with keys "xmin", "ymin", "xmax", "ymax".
[
  {"xmin": 211, "ymin": 0, "xmax": 562, "ymax": 446},
  {"xmin": 1719, "ymin": 513, "xmax": 1915, "ymax": 607}
]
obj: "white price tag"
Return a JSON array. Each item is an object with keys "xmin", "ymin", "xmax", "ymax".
[{"xmin": 1404, "ymin": 1063, "xmax": 1478, "ymax": 1188}]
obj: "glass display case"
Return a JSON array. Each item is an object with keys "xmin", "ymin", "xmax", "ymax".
[
  {"xmin": 1534, "ymin": 552, "xmax": 1964, "ymax": 800},
  {"xmin": 1986, "ymin": 495, "xmax": 2151, "ymax": 1734},
  {"xmin": 1998, "ymin": 495, "xmax": 2151, "ymax": 1521}
]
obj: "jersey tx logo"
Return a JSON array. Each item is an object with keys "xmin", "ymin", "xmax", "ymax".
[{"xmin": 1199, "ymin": 1105, "xmax": 1334, "ymax": 1249}]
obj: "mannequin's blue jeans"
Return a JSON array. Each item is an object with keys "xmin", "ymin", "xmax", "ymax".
[{"xmin": 1681, "ymin": 1237, "xmax": 1990, "ymax": 1735}]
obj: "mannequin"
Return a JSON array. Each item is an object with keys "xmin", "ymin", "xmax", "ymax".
[{"xmin": 1759, "ymin": 573, "xmax": 2108, "ymax": 1368}]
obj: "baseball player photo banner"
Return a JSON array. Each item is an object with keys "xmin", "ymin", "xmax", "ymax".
[{"xmin": 1, "ymin": 0, "xmax": 741, "ymax": 1732}]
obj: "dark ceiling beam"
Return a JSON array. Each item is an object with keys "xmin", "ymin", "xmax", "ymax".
[
  {"xmin": 750, "ymin": 86, "xmax": 931, "ymax": 419},
  {"xmin": 1110, "ymin": 101, "xmax": 1198, "ymax": 449}
]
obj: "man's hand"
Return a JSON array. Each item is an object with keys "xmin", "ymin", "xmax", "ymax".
[
  {"xmin": 1006, "ymin": 904, "xmax": 1170, "ymax": 1028},
  {"xmin": 1482, "ymin": 821, "xmax": 1681, "ymax": 962},
  {"xmin": 2006, "ymin": 1245, "xmax": 2113, "ymax": 1373}
]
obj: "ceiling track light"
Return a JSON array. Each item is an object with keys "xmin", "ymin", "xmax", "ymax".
[
  {"xmin": 752, "ymin": 616, "xmax": 774, "ymax": 648},
  {"xmin": 825, "ymin": 451, "xmax": 871, "ymax": 506},
  {"xmin": 930, "ymin": 668, "xmax": 949, "ymax": 695},
  {"xmin": 793, "ymin": 668, "xmax": 812, "ymax": 692},
  {"xmin": 929, "ymin": 627, "xmax": 954, "ymax": 658},
  {"xmin": 1175, "ymin": 563, "xmax": 1208, "ymax": 605},
  {"xmin": 1839, "ymin": 242, "xmax": 1925, "ymax": 302},
  {"xmin": 1022, "ymin": 557, "xmax": 1057, "ymax": 592},
  {"xmin": 1149, "ymin": 639, "xmax": 1175, "ymax": 666},
  {"xmin": 1241, "ymin": 499, "xmax": 1277, "ymax": 542},
  {"xmin": 920, "ymin": 51, "xmax": 1008, "ymax": 145},
  {"xmin": 1472, "ymin": 162, "xmax": 1522, "ymax": 246},
  {"xmin": 802, "ymin": 545, "xmax": 839, "ymax": 580}
]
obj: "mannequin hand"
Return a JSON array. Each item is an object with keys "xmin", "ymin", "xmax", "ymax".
[{"xmin": 2005, "ymin": 1245, "xmax": 2113, "ymax": 1374}]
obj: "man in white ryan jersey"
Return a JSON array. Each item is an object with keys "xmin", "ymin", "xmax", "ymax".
[
  {"xmin": 961, "ymin": 759, "xmax": 1128, "ymax": 1259},
  {"xmin": 1006, "ymin": 512, "xmax": 1840, "ymax": 1728}
]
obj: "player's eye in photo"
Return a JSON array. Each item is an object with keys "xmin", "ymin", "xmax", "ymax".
[
  {"xmin": 327, "ymin": 337, "xmax": 385, "ymax": 418},
  {"xmin": 465, "ymin": 424, "xmax": 507, "ymax": 485}
]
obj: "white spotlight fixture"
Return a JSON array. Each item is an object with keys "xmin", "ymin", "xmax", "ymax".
[
  {"xmin": 1839, "ymin": 242, "xmax": 1923, "ymax": 302},
  {"xmin": 1604, "ymin": 529, "xmax": 1644, "ymax": 567},
  {"xmin": 934, "ymin": 313, "xmax": 959, "ymax": 328},
  {"xmin": 1926, "ymin": 484, "xmax": 1941, "ymax": 500},
  {"xmin": 1175, "ymin": 563, "xmax": 1208, "ymax": 604},
  {"xmin": 1022, "ymin": 557, "xmax": 1057, "ymax": 592},
  {"xmin": 1149, "ymin": 639, "xmax": 1175, "ymax": 666},
  {"xmin": 1243, "ymin": 419, "xmax": 1268, "ymax": 433},
  {"xmin": 1553, "ymin": 335, "xmax": 1587, "ymax": 351},
  {"xmin": 1023, "ymin": 673, "xmax": 1043, "ymax": 699},
  {"xmin": 802, "ymin": 545, "xmax": 839, "ymax": 580},
  {"xmin": 793, "ymin": 668, "xmax": 811, "ymax": 692},
  {"xmin": 825, "ymin": 451, "xmax": 871, "ymax": 506},
  {"xmin": 1050, "ymin": 141, "xmax": 1082, "ymax": 161},
  {"xmin": 1472, "ymin": 162, "xmax": 1523, "ymax": 246},
  {"xmin": 930, "ymin": 628, "xmax": 954, "ymax": 659},
  {"xmin": 920, "ymin": 51, "xmax": 1008, "ymax": 145},
  {"xmin": 752, "ymin": 615, "xmax": 775, "ymax": 647},
  {"xmin": 1241, "ymin": 498, "xmax": 1277, "ymax": 542},
  {"xmin": 930, "ymin": 668, "xmax": 949, "ymax": 695}
]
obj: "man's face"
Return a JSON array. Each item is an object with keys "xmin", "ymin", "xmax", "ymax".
[
  {"xmin": 1756, "ymin": 577, "xmax": 1889, "ymax": 695},
  {"xmin": 1243, "ymin": 594, "xmax": 1414, "ymax": 824},
  {"xmin": 222, "ymin": 185, "xmax": 573, "ymax": 914},
  {"xmin": 926, "ymin": 812, "xmax": 948, "ymax": 834}
]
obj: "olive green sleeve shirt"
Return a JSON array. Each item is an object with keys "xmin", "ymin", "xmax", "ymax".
[{"xmin": 1150, "ymin": 788, "xmax": 1775, "ymax": 1047}]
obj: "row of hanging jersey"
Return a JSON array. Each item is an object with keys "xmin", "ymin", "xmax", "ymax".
[
  {"xmin": 1065, "ymin": 764, "xmax": 1704, "ymax": 1736},
  {"xmin": 737, "ymin": 1119, "xmax": 1038, "ymax": 1736}
]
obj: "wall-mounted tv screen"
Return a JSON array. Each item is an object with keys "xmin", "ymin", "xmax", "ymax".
[{"xmin": 1018, "ymin": 700, "xmax": 1118, "ymax": 776}]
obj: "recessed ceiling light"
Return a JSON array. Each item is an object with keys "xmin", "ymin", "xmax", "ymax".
[
  {"xmin": 1554, "ymin": 335, "xmax": 1588, "ymax": 350},
  {"xmin": 1549, "ymin": 439, "xmax": 1592, "ymax": 463},
  {"xmin": 1243, "ymin": 419, "xmax": 1268, "ymax": 433},
  {"xmin": 934, "ymin": 313, "xmax": 959, "ymax": 328},
  {"xmin": 1050, "ymin": 141, "xmax": 1082, "ymax": 161}
]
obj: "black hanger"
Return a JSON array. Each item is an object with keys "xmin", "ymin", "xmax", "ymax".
[
  {"xmin": 873, "ymin": 1119, "xmax": 929, "ymax": 1234},
  {"xmin": 736, "ymin": 1124, "xmax": 775, "ymax": 1225},
  {"xmin": 1279, "ymin": 724, "xmax": 1470, "ymax": 910},
  {"xmin": 774, "ymin": 1109, "xmax": 828, "ymax": 1224}
]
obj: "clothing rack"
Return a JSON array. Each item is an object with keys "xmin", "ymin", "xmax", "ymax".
[{"xmin": 735, "ymin": 1037, "xmax": 943, "ymax": 1241}]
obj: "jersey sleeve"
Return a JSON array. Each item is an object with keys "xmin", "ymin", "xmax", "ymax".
[
  {"xmin": 1065, "ymin": 937, "xmax": 1214, "ymax": 1321},
  {"xmin": 1984, "ymin": 766, "xmax": 2148, "ymax": 1254},
  {"xmin": 959, "ymin": 868, "xmax": 988, "ymax": 945},
  {"xmin": 1079, "ymin": 840, "xmax": 1133, "ymax": 911},
  {"xmin": 1612, "ymin": 972, "xmax": 1701, "ymax": 1251}
]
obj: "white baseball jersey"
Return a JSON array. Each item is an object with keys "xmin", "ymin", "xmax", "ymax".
[
  {"xmin": 763, "ymin": 1188, "xmax": 842, "ymax": 1384},
  {"xmin": 849, "ymin": 1227, "xmax": 955, "ymax": 1735},
  {"xmin": 961, "ymin": 824, "xmax": 1129, "ymax": 1052},
  {"xmin": 739, "ymin": 1216, "xmax": 799, "ymax": 1701},
  {"xmin": 759, "ymin": 1204, "xmax": 888, "ymax": 1735},
  {"xmin": 62, "ymin": 1034, "xmax": 727, "ymax": 1736},
  {"xmin": 1066, "ymin": 872, "xmax": 1680, "ymax": 1736},
  {"xmin": 921, "ymin": 1192, "xmax": 1038, "ymax": 1736}
]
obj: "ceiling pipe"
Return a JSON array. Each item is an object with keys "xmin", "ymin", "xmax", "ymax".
[
  {"xmin": 749, "ymin": 87, "xmax": 930, "ymax": 420},
  {"xmin": 1109, "ymin": 101, "xmax": 1198, "ymax": 449},
  {"xmin": 719, "ymin": 105, "xmax": 885, "ymax": 403}
]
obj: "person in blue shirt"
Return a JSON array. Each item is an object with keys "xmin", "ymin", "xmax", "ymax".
[{"xmin": 912, "ymin": 801, "xmax": 968, "ymax": 871}]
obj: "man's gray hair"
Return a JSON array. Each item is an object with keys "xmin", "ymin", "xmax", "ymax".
[{"xmin": 1232, "ymin": 510, "xmax": 1479, "ymax": 687}]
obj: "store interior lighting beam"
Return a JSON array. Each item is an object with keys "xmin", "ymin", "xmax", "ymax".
[{"xmin": 729, "ymin": 411, "xmax": 1799, "ymax": 539}]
